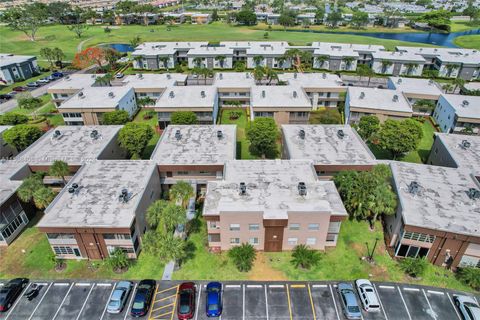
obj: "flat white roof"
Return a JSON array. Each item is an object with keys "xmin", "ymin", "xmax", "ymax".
[
  {"xmin": 214, "ymin": 72, "xmax": 256, "ymax": 88},
  {"xmin": 16, "ymin": 125, "xmax": 122, "ymax": 166},
  {"xmin": 203, "ymin": 160, "xmax": 348, "ymax": 219},
  {"xmin": 38, "ymin": 160, "xmax": 156, "ymax": 228},
  {"xmin": 59, "ymin": 86, "xmax": 134, "ymax": 110},
  {"xmin": 372, "ymin": 50, "xmax": 426, "ymax": 62},
  {"xmin": 463, "ymin": 82, "xmax": 480, "ymax": 92},
  {"xmin": 312, "ymin": 42, "xmax": 385, "ymax": 52},
  {"xmin": 0, "ymin": 160, "xmax": 26, "ymax": 205},
  {"xmin": 154, "ymin": 85, "xmax": 217, "ymax": 109},
  {"xmin": 122, "ymin": 73, "xmax": 187, "ymax": 89},
  {"xmin": 0, "ymin": 54, "xmax": 35, "ymax": 67},
  {"xmin": 246, "ymin": 42, "xmax": 289, "ymax": 55},
  {"xmin": 437, "ymin": 51, "xmax": 480, "ymax": 65},
  {"xmin": 347, "ymin": 87, "xmax": 412, "ymax": 114},
  {"xmin": 440, "ymin": 94, "xmax": 480, "ymax": 119},
  {"xmin": 391, "ymin": 161, "xmax": 480, "ymax": 236},
  {"xmin": 251, "ymin": 86, "xmax": 311, "ymax": 108},
  {"xmin": 278, "ymin": 72, "xmax": 344, "ymax": 89},
  {"xmin": 187, "ymin": 46, "xmax": 233, "ymax": 56},
  {"xmin": 388, "ymin": 77, "xmax": 442, "ymax": 97},
  {"xmin": 282, "ymin": 125, "xmax": 376, "ymax": 165},
  {"xmin": 151, "ymin": 125, "xmax": 236, "ymax": 165},
  {"xmin": 435, "ymin": 133, "xmax": 480, "ymax": 175},
  {"xmin": 314, "ymin": 47, "xmax": 359, "ymax": 57},
  {"xmin": 132, "ymin": 42, "xmax": 208, "ymax": 56},
  {"xmin": 48, "ymin": 74, "xmax": 103, "ymax": 92}
]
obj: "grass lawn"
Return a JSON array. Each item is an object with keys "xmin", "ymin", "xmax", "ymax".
[
  {"xmin": 253, "ymin": 23, "xmax": 422, "ymax": 34},
  {"xmin": 450, "ymin": 20, "xmax": 480, "ymax": 32},
  {"xmin": 453, "ymin": 34, "xmax": 480, "ymax": 50},
  {"xmin": 0, "ymin": 23, "xmax": 441, "ymax": 61},
  {"xmin": 220, "ymin": 108, "xmax": 257, "ymax": 160},
  {"xmin": 0, "ymin": 214, "xmax": 164, "ymax": 280},
  {"xmin": 265, "ymin": 220, "xmax": 474, "ymax": 292},
  {"xmin": 369, "ymin": 119, "xmax": 436, "ymax": 164},
  {"xmin": 0, "ymin": 72, "xmax": 50, "ymax": 94},
  {"xmin": 7, "ymin": 94, "xmax": 65, "ymax": 127},
  {"xmin": 132, "ymin": 108, "xmax": 161, "ymax": 159}
]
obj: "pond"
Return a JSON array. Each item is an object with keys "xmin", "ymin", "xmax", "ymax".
[
  {"xmin": 281, "ymin": 28, "xmax": 480, "ymax": 47},
  {"xmin": 102, "ymin": 43, "xmax": 135, "ymax": 53}
]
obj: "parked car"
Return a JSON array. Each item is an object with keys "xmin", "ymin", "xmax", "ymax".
[
  {"xmin": 12, "ymin": 86, "xmax": 27, "ymax": 92},
  {"xmin": 0, "ymin": 94, "xmax": 12, "ymax": 101},
  {"xmin": 107, "ymin": 281, "xmax": 133, "ymax": 314},
  {"xmin": 453, "ymin": 294, "xmax": 480, "ymax": 320},
  {"xmin": 177, "ymin": 282, "xmax": 196, "ymax": 320},
  {"xmin": 337, "ymin": 283, "xmax": 362, "ymax": 320},
  {"xmin": 0, "ymin": 278, "xmax": 29, "ymax": 312},
  {"xmin": 26, "ymin": 82, "xmax": 39, "ymax": 88},
  {"xmin": 37, "ymin": 78, "xmax": 50, "ymax": 84},
  {"xmin": 130, "ymin": 279, "xmax": 155, "ymax": 317},
  {"xmin": 51, "ymin": 72, "xmax": 64, "ymax": 79},
  {"xmin": 115, "ymin": 73, "xmax": 124, "ymax": 79},
  {"xmin": 206, "ymin": 282, "xmax": 222, "ymax": 317},
  {"xmin": 355, "ymin": 279, "xmax": 380, "ymax": 312},
  {"xmin": 7, "ymin": 91, "xmax": 17, "ymax": 96},
  {"xmin": 47, "ymin": 75, "xmax": 56, "ymax": 81}
]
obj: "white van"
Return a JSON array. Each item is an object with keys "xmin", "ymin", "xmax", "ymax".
[{"xmin": 355, "ymin": 279, "xmax": 381, "ymax": 312}]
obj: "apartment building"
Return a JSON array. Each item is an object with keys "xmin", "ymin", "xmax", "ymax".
[
  {"xmin": 278, "ymin": 72, "xmax": 345, "ymax": 109},
  {"xmin": 187, "ymin": 46, "xmax": 234, "ymax": 69},
  {"xmin": 214, "ymin": 72, "xmax": 255, "ymax": 107},
  {"xmin": 387, "ymin": 77, "xmax": 442, "ymax": 115},
  {"xmin": 0, "ymin": 126, "xmax": 17, "ymax": 159},
  {"xmin": 282, "ymin": 125, "xmax": 377, "ymax": 178},
  {"xmin": 0, "ymin": 161, "xmax": 34, "ymax": 246},
  {"xmin": 48, "ymin": 74, "xmax": 103, "ymax": 107},
  {"xmin": 313, "ymin": 47, "xmax": 359, "ymax": 72},
  {"xmin": 57, "ymin": 86, "xmax": 137, "ymax": 125},
  {"xmin": 311, "ymin": 42, "xmax": 385, "ymax": 66},
  {"xmin": 371, "ymin": 51, "xmax": 426, "ymax": 76},
  {"xmin": 150, "ymin": 125, "xmax": 236, "ymax": 195},
  {"xmin": 189, "ymin": 13, "xmax": 212, "ymax": 24},
  {"xmin": 153, "ymin": 85, "xmax": 218, "ymax": 128},
  {"xmin": 203, "ymin": 160, "xmax": 348, "ymax": 252},
  {"xmin": 37, "ymin": 160, "xmax": 160, "ymax": 259},
  {"xmin": 345, "ymin": 87, "xmax": 412, "ymax": 124},
  {"xmin": 432, "ymin": 94, "xmax": 480, "ymax": 134},
  {"xmin": 121, "ymin": 73, "xmax": 188, "ymax": 101},
  {"xmin": 251, "ymin": 86, "xmax": 312, "ymax": 125},
  {"xmin": 385, "ymin": 161, "xmax": 480, "ymax": 269},
  {"xmin": 245, "ymin": 42, "xmax": 290, "ymax": 69},
  {"xmin": 0, "ymin": 54, "xmax": 39, "ymax": 85}
]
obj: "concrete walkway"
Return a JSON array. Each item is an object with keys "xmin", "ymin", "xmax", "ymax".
[{"xmin": 162, "ymin": 260, "xmax": 175, "ymax": 280}]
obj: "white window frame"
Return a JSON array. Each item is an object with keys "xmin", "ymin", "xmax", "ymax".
[
  {"xmin": 288, "ymin": 237, "xmax": 298, "ymax": 245},
  {"xmin": 229, "ymin": 224, "xmax": 240, "ymax": 231}
]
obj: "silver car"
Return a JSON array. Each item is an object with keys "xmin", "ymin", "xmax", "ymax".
[
  {"xmin": 337, "ymin": 283, "xmax": 362, "ymax": 320},
  {"xmin": 107, "ymin": 281, "xmax": 133, "ymax": 314},
  {"xmin": 454, "ymin": 294, "xmax": 480, "ymax": 320},
  {"xmin": 355, "ymin": 279, "xmax": 380, "ymax": 312}
]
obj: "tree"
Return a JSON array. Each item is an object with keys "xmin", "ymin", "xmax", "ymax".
[
  {"xmin": 314, "ymin": 8, "xmax": 325, "ymax": 25},
  {"xmin": 342, "ymin": 57, "xmax": 355, "ymax": 70},
  {"xmin": 234, "ymin": 61, "xmax": 246, "ymax": 72},
  {"xmin": 309, "ymin": 109, "xmax": 342, "ymax": 124},
  {"xmin": 452, "ymin": 78, "xmax": 465, "ymax": 93},
  {"xmin": 3, "ymin": 125, "xmax": 42, "ymax": 151},
  {"xmin": 137, "ymin": 97, "xmax": 155, "ymax": 107},
  {"xmin": 104, "ymin": 48, "xmax": 120, "ymax": 70},
  {"xmin": 52, "ymin": 47, "xmax": 65, "ymax": 68},
  {"xmin": 351, "ymin": 11, "xmax": 369, "ymax": 28},
  {"xmin": 442, "ymin": 83, "xmax": 453, "ymax": 93},
  {"xmin": 228, "ymin": 243, "xmax": 256, "ymax": 272},
  {"xmin": 399, "ymin": 257, "xmax": 428, "ymax": 278},
  {"xmin": 463, "ymin": 0, "xmax": 480, "ymax": 23},
  {"xmin": 93, "ymin": 73, "xmax": 113, "ymax": 87},
  {"xmin": 46, "ymin": 1, "xmax": 73, "ymax": 24},
  {"xmin": 107, "ymin": 248, "xmax": 130, "ymax": 272},
  {"xmin": 171, "ymin": 111, "xmax": 198, "ymax": 125},
  {"xmin": 0, "ymin": 113, "xmax": 29, "ymax": 125},
  {"xmin": 142, "ymin": 231, "xmax": 186, "ymax": 262},
  {"xmin": 169, "ymin": 181, "xmax": 194, "ymax": 209},
  {"xmin": 326, "ymin": 11, "xmax": 343, "ymax": 28},
  {"xmin": 357, "ymin": 64, "xmax": 375, "ymax": 87},
  {"xmin": 456, "ymin": 267, "xmax": 480, "ymax": 291},
  {"xmin": 40, "ymin": 47, "xmax": 56, "ymax": 70},
  {"xmin": 253, "ymin": 56, "xmax": 264, "ymax": 67},
  {"xmin": 72, "ymin": 47, "xmax": 107, "ymax": 69},
  {"xmin": 67, "ymin": 24, "xmax": 89, "ymax": 39},
  {"xmin": 417, "ymin": 10, "xmax": 451, "ymax": 32},
  {"xmin": 211, "ymin": 9, "xmax": 219, "ymax": 21},
  {"xmin": 118, "ymin": 123, "xmax": 154, "ymax": 159},
  {"xmin": 376, "ymin": 119, "xmax": 423, "ymax": 159},
  {"xmin": 413, "ymin": 99, "xmax": 436, "ymax": 114},
  {"xmin": 279, "ymin": 9, "xmax": 297, "ymax": 27},
  {"xmin": 235, "ymin": 9, "xmax": 257, "ymax": 25},
  {"xmin": 17, "ymin": 93, "xmax": 42, "ymax": 110},
  {"xmin": 1, "ymin": 3, "xmax": 48, "ymax": 41},
  {"xmin": 17, "ymin": 175, "xmax": 44, "ymax": 203},
  {"xmin": 357, "ymin": 115, "xmax": 380, "ymax": 140},
  {"xmin": 246, "ymin": 117, "xmax": 278, "ymax": 158},
  {"xmin": 216, "ymin": 55, "xmax": 226, "ymax": 68},
  {"xmin": 444, "ymin": 64, "xmax": 458, "ymax": 77},
  {"xmin": 32, "ymin": 187, "xmax": 56, "ymax": 210},
  {"xmin": 129, "ymin": 35, "xmax": 142, "ymax": 48},
  {"xmin": 404, "ymin": 63, "xmax": 419, "ymax": 76},
  {"xmin": 380, "ymin": 60, "xmax": 393, "ymax": 74},
  {"xmin": 102, "ymin": 110, "xmax": 130, "ymax": 125},
  {"xmin": 291, "ymin": 244, "xmax": 322, "ymax": 270},
  {"xmin": 315, "ymin": 55, "xmax": 329, "ymax": 69},
  {"xmin": 49, "ymin": 160, "xmax": 69, "ymax": 186}
]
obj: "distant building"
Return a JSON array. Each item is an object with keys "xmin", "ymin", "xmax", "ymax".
[
  {"xmin": 432, "ymin": 94, "xmax": 480, "ymax": 135},
  {"xmin": 371, "ymin": 51, "xmax": 425, "ymax": 76},
  {"xmin": 48, "ymin": 74, "xmax": 104, "ymax": 107},
  {"xmin": 0, "ymin": 54, "xmax": 39, "ymax": 85}
]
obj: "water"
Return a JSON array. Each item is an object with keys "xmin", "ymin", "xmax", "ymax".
[
  {"xmin": 281, "ymin": 28, "xmax": 480, "ymax": 47},
  {"xmin": 103, "ymin": 43, "xmax": 135, "ymax": 52}
]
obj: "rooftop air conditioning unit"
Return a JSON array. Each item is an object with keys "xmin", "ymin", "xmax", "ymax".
[
  {"xmin": 359, "ymin": 92, "xmax": 365, "ymax": 99},
  {"xmin": 201, "ymin": 91, "xmax": 206, "ymax": 98},
  {"xmin": 461, "ymin": 140, "xmax": 471, "ymax": 149},
  {"xmin": 408, "ymin": 181, "xmax": 420, "ymax": 195},
  {"xmin": 90, "ymin": 130, "xmax": 99, "ymax": 140},
  {"xmin": 53, "ymin": 130, "xmax": 61, "ymax": 139},
  {"xmin": 337, "ymin": 129, "xmax": 345, "ymax": 139},
  {"xmin": 298, "ymin": 182, "xmax": 307, "ymax": 196},
  {"xmin": 261, "ymin": 90, "xmax": 266, "ymax": 98},
  {"xmin": 78, "ymin": 91, "xmax": 84, "ymax": 98},
  {"xmin": 119, "ymin": 188, "xmax": 130, "ymax": 203},
  {"xmin": 397, "ymin": 78, "xmax": 402, "ymax": 84},
  {"xmin": 467, "ymin": 188, "xmax": 480, "ymax": 200},
  {"xmin": 175, "ymin": 130, "xmax": 181, "ymax": 140},
  {"xmin": 293, "ymin": 91, "xmax": 297, "ymax": 98},
  {"xmin": 169, "ymin": 91, "xmax": 175, "ymax": 98},
  {"xmin": 217, "ymin": 130, "xmax": 223, "ymax": 139},
  {"xmin": 299, "ymin": 129, "xmax": 305, "ymax": 139},
  {"xmin": 322, "ymin": 73, "xmax": 327, "ymax": 79},
  {"xmin": 108, "ymin": 92, "xmax": 115, "ymax": 98},
  {"xmin": 239, "ymin": 182, "xmax": 247, "ymax": 195},
  {"xmin": 462, "ymin": 100, "xmax": 469, "ymax": 107},
  {"xmin": 219, "ymin": 73, "xmax": 223, "ymax": 80},
  {"xmin": 392, "ymin": 95, "xmax": 399, "ymax": 102},
  {"xmin": 294, "ymin": 73, "xmax": 298, "ymax": 79}
]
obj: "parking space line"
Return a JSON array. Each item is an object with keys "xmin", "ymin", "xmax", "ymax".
[
  {"xmin": 75, "ymin": 282, "xmax": 91, "ymax": 287},
  {"xmin": 28, "ymin": 282, "xmax": 53, "ymax": 320},
  {"xmin": 397, "ymin": 286, "xmax": 412, "ymax": 320},
  {"xmin": 242, "ymin": 284, "xmax": 245, "ymax": 320},
  {"xmin": 75, "ymin": 283, "xmax": 94, "ymax": 320},
  {"xmin": 152, "ymin": 310, "xmax": 174, "ymax": 319},
  {"xmin": 100, "ymin": 283, "xmax": 116, "ymax": 320},
  {"xmin": 247, "ymin": 284, "xmax": 262, "ymax": 288},
  {"xmin": 148, "ymin": 284, "xmax": 160, "ymax": 319},
  {"xmin": 194, "ymin": 283, "xmax": 201, "ymax": 320},
  {"xmin": 268, "ymin": 284, "xmax": 284, "ymax": 288},
  {"xmin": 156, "ymin": 294, "xmax": 177, "ymax": 302},
  {"xmin": 473, "ymin": 296, "xmax": 478, "ymax": 304},
  {"xmin": 427, "ymin": 290, "xmax": 444, "ymax": 295},
  {"xmin": 5, "ymin": 282, "xmax": 32, "ymax": 319},
  {"xmin": 307, "ymin": 284, "xmax": 317, "ymax": 320},
  {"xmin": 446, "ymin": 292, "xmax": 462, "ymax": 320},
  {"xmin": 285, "ymin": 284, "xmax": 293, "ymax": 320},
  {"xmin": 403, "ymin": 287, "xmax": 420, "ymax": 292},
  {"xmin": 328, "ymin": 284, "xmax": 340, "ymax": 320},
  {"xmin": 290, "ymin": 284, "xmax": 305, "ymax": 288},
  {"xmin": 379, "ymin": 285, "xmax": 395, "ymax": 289},
  {"xmin": 170, "ymin": 284, "xmax": 179, "ymax": 320},
  {"xmin": 226, "ymin": 284, "xmax": 241, "ymax": 288},
  {"xmin": 422, "ymin": 289, "xmax": 437, "ymax": 320},
  {"xmin": 52, "ymin": 282, "xmax": 74, "ymax": 320},
  {"xmin": 156, "ymin": 285, "xmax": 177, "ymax": 295},
  {"xmin": 372, "ymin": 284, "xmax": 389, "ymax": 320},
  {"xmin": 311, "ymin": 284, "xmax": 327, "ymax": 288},
  {"xmin": 54, "ymin": 282, "xmax": 70, "ymax": 286},
  {"xmin": 264, "ymin": 283, "xmax": 269, "ymax": 320},
  {"xmin": 152, "ymin": 302, "xmax": 175, "ymax": 313},
  {"xmin": 97, "ymin": 283, "xmax": 112, "ymax": 287},
  {"xmin": 124, "ymin": 283, "xmax": 137, "ymax": 320}
]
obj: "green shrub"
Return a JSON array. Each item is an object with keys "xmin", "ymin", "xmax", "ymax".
[
  {"xmin": 456, "ymin": 267, "xmax": 480, "ymax": 290},
  {"xmin": 228, "ymin": 243, "xmax": 256, "ymax": 272},
  {"xmin": 107, "ymin": 248, "xmax": 130, "ymax": 272},
  {"xmin": 102, "ymin": 110, "xmax": 130, "ymax": 125},
  {"xmin": 399, "ymin": 257, "xmax": 428, "ymax": 278},
  {"xmin": 0, "ymin": 113, "xmax": 29, "ymax": 125},
  {"xmin": 171, "ymin": 111, "xmax": 197, "ymax": 125},
  {"xmin": 291, "ymin": 244, "xmax": 322, "ymax": 270}
]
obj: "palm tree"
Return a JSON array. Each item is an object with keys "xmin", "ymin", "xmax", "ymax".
[
  {"xmin": 49, "ymin": 160, "xmax": 69, "ymax": 186},
  {"xmin": 169, "ymin": 181, "xmax": 194, "ymax": 208},
  {"xmin": 253, "ymin": 55, "xmax": 264, "ymax": 67},
  {"xmin": 380, "ymin": 60, "xmax": 393, "ymax": 74},
  {"xmin": 442, "ymin": 83, "xmax": 454, "ymax": 93},
  {"xmin": 129, "ymin": 35, "xmax": 142, "ymax": 48},
  {"xmin": 265, "ymin": 68, "xmax": 278, "ymax": 85},
  {"xmin": 146, "ymin": 199, "xmax": 169, "ymax": 228},
  {"xmin": 276, "ymin": 56, "xmax": 287, "ymax": 70},
  {"xmin": 404, "ymin": 63, "xmax": 418, "ymax": 76},
  {"xmin": 142, "ymin": 231, "xmax": 186, "ymax": 262},
  {"xmin": 193, "ymin": 57, "xmax": 203, "ymax": 68},
  {"xmin": 94, "ymin": 73, "xmax": 113, "ymax": 87},
  {"xmin": 444, "ymin": 64, "xmax": 458, "ymax": 77},
  {"xmin": 159, "ymin": 57, "xmax": 170, "ymax": 70},
  {"xmin": 290, "ymin": 244, "xmax": 322, "ymax": 270},
  {"xmin": 216, "ymin": 55, "xmax": 226, "ymax": 68},
  {"xmin": 133, "ymin": 56, "xmax": 143, "ymax": 69},
  {"xmin": 17, "ymin": 175, "xmax": 43, "ymax": 203},
  {"xmin": 284, "ymin": 49, "xmax": 302, "ymax": 68},
  {"xmin": 342, "ymin": 57, "xmax": 355, "ymax": 71},
  {"xmin": 300, "ymin": 51, "xmax": 313, "ymax": 68},
  {"xmin": 315, "ymin": 55, "xmax": 329, "ymax": 69},
  {"xmin": 453, "ymin": 78, "xmax": 465, "ymax": 93},
  {"xmin": 253, "ymin": 66, "xmax": 265, "ymax": 84},
  {"xmin": 228, "ymin": 243, "xmax": 256, "ymax": 272},
  {"xmin": 357, "ymin": 64, "xmax": 375, "ymax": 87},
  {"xmin": 32, "ymin": 187, "xmax": 56, "ymax": 210}
]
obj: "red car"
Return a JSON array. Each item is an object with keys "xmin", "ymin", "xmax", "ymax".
[
  {"xmin": 177, "ymin": 282, "xmax": 196, "ymax": 320},
  {"xmin": 12, "ymin": 86, "xmax": 27, "ymax": 92}
]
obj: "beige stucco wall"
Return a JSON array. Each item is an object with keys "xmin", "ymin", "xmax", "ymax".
[{"xmin": 283, "ymin": 211, "xmax": 332, "ymax": 250}]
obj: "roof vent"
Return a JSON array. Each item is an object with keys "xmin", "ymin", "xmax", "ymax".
[
  {"xmin": 53, "ymin": 130, "xmax": 61, "ymax": 139},
  {"xmin": 393, "ymin": 94, "xmax": 399, "ymax": 102},
  {"xmin": 219, "ymin": 73, "xmax": 223, "ymax": 80},
  {"xmin": 461, "ymin": 140, "xmax": 471, "ymax": 149},
  {"xmin": 217, "ymin": 130, "xmax": 223, "ymax": 139},
  {"xmin": 169, "ymin": 91, "xmax": 175, "ymax": 98},
  {"xmin": 78, "ymin": 91, "xmax": 84, "ymax": 98},
  {"xmin": 68, "ymin": 183, "xmax": 79, "ymax": 195},
  {"xmin": 467, "ymin": 188, "xmax": 480, "ymax": 200},
  {"xmin": 175, "ymin": 129, "xmax": 182, "ymax": 140},
  {"xmin": 137, "ymin": 73, "xmax": 143, "ymax": 79},
  {"xmin": 428, "ymin": 79, "xmax": 434, "ymax": 85},
  {"xmin": 119, "ymin": 188, "xmax": 130, "ymax": 203},
  {"xmin": 108, "ymin": 91, "xmax": 115, "ymax": 98},
  {"xmin": 397, "ymin": 78, "xmax": 402, "ymax": 84},
  {"xmin": 322, "ymin": 73, "xmax": 327, "ymax": 79},
  {"xmin": 408, "ymin": 181, "xmax": 420, "ymax": 195},
  {"xmin": 239, "ymin": 182, "xmax": 247, "ymax": 195},
  {"xmin": 299, "ymin": 129, "xmax": 305, "ymax": 139},
  {"xmin": 201, "ymin": 91, "xmax": 206, "ymax": 98},
  {"xmin": 298, "ymin": 182, "xmax": 307, "ymax": 196},
  {"xmin": 294, "ymin": 72, "xmax": 298, "ymax": 79},
  {"xmin": 359, "ymin": 92, "xmax": 365, "ymax": 99},
  {"xmin": 166, "ymin": 74, "xmax": 171, "ymax": 79},
  {"xmin": 246, "ymin": 73, "xmax": 250, "ymax": 79},
  {"xmin": 462, "ymin": 100, "xmax": 469, "ymax": 107},
  {"xmin": 65, "ymin": 75, "xmax": 71, "ymax": 80},
  {"xmin": 337, "ymin": 129, "xmax": 345, "ymax": 139},
  {"xmin": 293, "ymin": 91, "xmax": 297, "ymax": 98},
  {"xmin": 261, "ymin": 90, "xmax": 266, "ymax": 98}
]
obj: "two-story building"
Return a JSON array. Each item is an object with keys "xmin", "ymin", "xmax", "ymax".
[
  {"xmin": 371, "ymin": 51, "xmax": 425, "ymax": 76},
  {"xmin": 432, "ymin": 94, "xmax": 480, "ymax": 135},
  {"xmin": 47, "ymin": 74, "xmax": 102, "ymax": 107},
  {"xmin": 0, "ymin": 54, "xmax": 39, "ymax": 85}
]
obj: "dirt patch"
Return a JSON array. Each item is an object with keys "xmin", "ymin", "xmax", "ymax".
[{"xmin": 248, "ymin": 252, "xmax": 287, "ymax": 281}]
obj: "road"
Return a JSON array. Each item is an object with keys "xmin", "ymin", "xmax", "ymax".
[{"xmin": 0, "ymin": 280, "xmax": 477, "ymax": 320}]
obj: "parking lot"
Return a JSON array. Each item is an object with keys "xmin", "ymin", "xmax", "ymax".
[{"xmin": 0, "ymin": 280, "xmax": 478, "ymax": 320}]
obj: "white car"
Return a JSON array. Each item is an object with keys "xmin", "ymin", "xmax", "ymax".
[
  {"xmin": 355, "ymin": 279, "xmax": 380, "ymax": 312},
  {"xmin": 37, "ymin": 78, "xmax": 50, "ymax": 84},
  {"xmin": 454, "ymin": 295, "xmax": 480, "ymax": 320}
]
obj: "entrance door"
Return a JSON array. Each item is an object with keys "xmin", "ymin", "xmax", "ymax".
[
  {"xmin": 264, "ymin": 227, "xmax": 284, "ymax": 252},
  {"xmin": 80, "ymin": 233, "xmax": 102, "ymax": 260}
]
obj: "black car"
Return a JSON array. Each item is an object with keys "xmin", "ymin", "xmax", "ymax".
[
  {"xmin": 0, "ymin": 94, "xmax": 12, "ymax": 101},
  {"xmin": 130, "ymin": 279, "xmax": 156, "ymax": 317},
  {"xmin": 0, "ymin": 278, "xmax": 29, "ymax": 312}
]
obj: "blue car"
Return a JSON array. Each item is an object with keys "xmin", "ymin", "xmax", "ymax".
[{"xmin": 206, "ymin": 282, "xmax": 222, "ymax": 317}]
